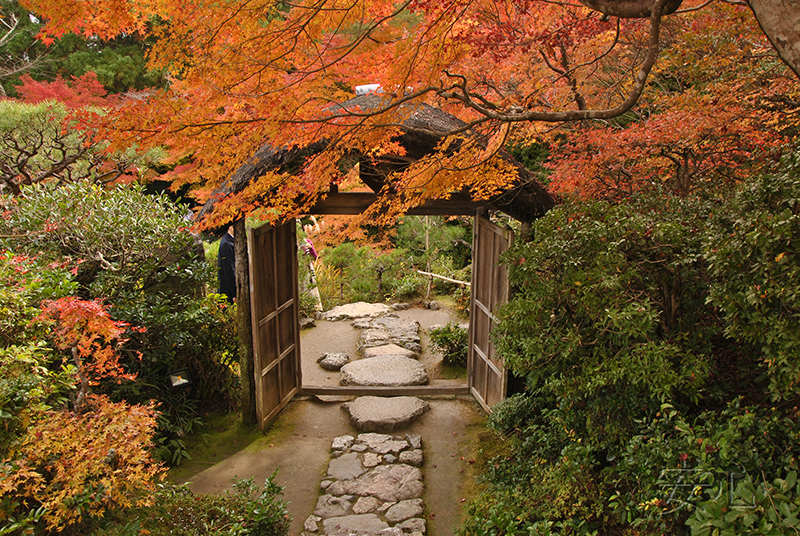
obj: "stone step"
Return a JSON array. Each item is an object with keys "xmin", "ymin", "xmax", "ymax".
[
  {"xmin": 342, "ymin": 396, "xmax": 430, "ymax": 432},
  {"xmin": 340, "ymin": 356, "xmax": 428, "ymax": 387}
]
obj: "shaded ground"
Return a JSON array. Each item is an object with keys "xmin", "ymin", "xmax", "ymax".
[{"xmin": 172, "ymin": 305, "xmax": 485, "ymax": 536}]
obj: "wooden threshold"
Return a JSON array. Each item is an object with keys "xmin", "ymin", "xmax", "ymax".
[{"xmin": 299, "ymin": 385, "xmax": 469, "ymax": 396}]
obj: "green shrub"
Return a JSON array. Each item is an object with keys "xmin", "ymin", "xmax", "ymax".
[
  {"xmin": 429, "ymin": 322, "xmax": 468, "ymax": 367},
  {"xmin": 0, "ymin": 182, "xmax": 239, "ymax": 465},
  {"xmin": 91, "ymin": 475, "xmax": 291, "ymax": 536},
  {"xmin": 0, "ymin": 343, "xmax": 72, "ymax": 457},
  {"xmin": 460, "ymin": 165, "xmax": 800, "ymax": 535},
  {"xmin": 705, "ymin": 155, "xmax": 800, "ymax": 400},
  {"xmin": 495, "ymin": 193, "xmax": 717, "ymax": 447}
]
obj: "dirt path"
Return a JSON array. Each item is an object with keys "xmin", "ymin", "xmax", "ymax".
[{"xmin": 177, "ymin": 305, "xmax": 486, "ymax": 536}]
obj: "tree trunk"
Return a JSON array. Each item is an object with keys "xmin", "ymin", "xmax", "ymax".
[
  {"xmin": 748, "ymin": 0, "xmax": 800, "ymax": 79},
  {"xmin": 234, "ymin": 218, "xmax": 257, "ymax": 426},
  {"xmin": 577, "ymin": 0, "xmax": 682, "ymax": 18}
]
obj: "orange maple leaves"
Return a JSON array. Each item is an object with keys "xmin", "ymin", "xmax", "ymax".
[
  {"xmin": 18, "ymin": 0, "xmax": 798, "ymax": 222},
  {"xmin": 2, "ymin": 394, "xmax": 163, "ymax": 531}
]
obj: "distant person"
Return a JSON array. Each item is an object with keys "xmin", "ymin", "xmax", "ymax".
[{"xmin": 217, "ymin": 226, "xmax": 236, "ymax": 303}]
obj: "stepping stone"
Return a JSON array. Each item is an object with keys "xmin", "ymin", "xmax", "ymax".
[
  {"xmin": 327, "ymin": 452, "xmax": 365, "ymax": 480},
  {"xmin": 317, "ymin": 352, "xmax": 350, "ymax": 371},
  {"xmin": 342, "ymin": 396, "xmax": 430, "ymax": 432},
  {"xmin": 362, "ymin": 344, "xmax": 418, "ymax": 359},
  {"xmin": 356, "ymin": 433, "xmax": 409, "ymax": 455},
  {"xmin": 340, "ymin": 356, "xmax": 428, "ymax": 387},
  {"xmin": 385, "ymin": 498, "xmax": 424, "ymax": 523},
  {"xmin": 357, "ymin": 317, "xmax": 422, "ymax": 354},
  {"xmin": 326, "ymin": 464, "xmax": 424, "ymax": 502},
  {"xmin": 322, "ymin": 302, "xmax": 392, "ymax": 321},
  {"xmin": 397, "ymin": 518, "xmax": 427, "ymax": 534},
  {"xmin": 322, "ymin": 513, "xmax": 389, "ymax": 534},
  {"xmin": 352, "ymin": 496, "xmax": 381, "ymax": 514},
  {"xmin": 399, "ymin": 449, "xmax": 424, "ymax": 467},
  {"xmin": 314, "ymin": 494, "xmax": 354, "ymax": 518},
  {"xmin": 331, "ymin": 435, "xmax": 355, "ymax": 451}
]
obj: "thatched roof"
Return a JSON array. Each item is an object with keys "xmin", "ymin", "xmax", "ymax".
[{"xmin": 196, "ymin": 95, "xmax": 555, "ymax": 229}]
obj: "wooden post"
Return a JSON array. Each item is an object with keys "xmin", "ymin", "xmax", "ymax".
[
  {"xmin": 234, "ymin": 218, "xmax": 257, "ymax": 426},
  {"xmin": 425, "ymin": 216, "xmax": 432, "ymax": 301}
]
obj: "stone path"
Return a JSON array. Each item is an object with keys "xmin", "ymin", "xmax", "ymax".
[
  {"xmin": 303, "ymin": 433, "xmax": 427, "ymax": 536},
  {"xmin": 303, "ymin": 304, "xmax": 449, "ymax": 535},
  {"xmin": 317, "ymin": 306, "xmax": 430, "ymax": 388}
]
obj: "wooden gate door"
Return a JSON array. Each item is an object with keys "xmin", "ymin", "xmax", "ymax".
[
  {"xmin": 248, "ymin": 220, "xmax": 302, "ymax": 429},
  {"xmin": 468, "ymin": 214, "xmax": 513, "ymax": 412}
]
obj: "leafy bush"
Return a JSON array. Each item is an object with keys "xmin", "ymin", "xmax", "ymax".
[
  {"xmin": 494, "ymin": 193, "xmax": 716, "ymax": 446},
  {"xmin": 461, "ymin": 166, "xmax": 800, "ymax": 535},
  {"xmin": 0, "ymin": 344, "xmax": 71, "ymax": 458},
  {"xmin": 90, "ymin": 475, "xmax": 291, "ymax": 536},
  {"xmin": 1, "ymin": 394, "xmax": 164, "ymax": 535},
  {"xmin": 705, "ymin": 155, "xmax": 800, "ymax": 399},
  {"xmin": 429, "ymin": 322, "xmax": 468, "ymax": 367},
  {"xmin": 0, "ymin": 181, "xmax": 239, "ymax": 463},
  {"xmin": 317, "ymin": 243, "xmax": 418, "ymax": 305}
]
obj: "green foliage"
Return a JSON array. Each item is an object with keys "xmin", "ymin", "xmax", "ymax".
[
  {"xmin": 316, "ymin": 216, "xmax": 472, "ymax": 306},
  {"xmin": 91, "ymin": 475, "xmax": 291, "ymax": 536},
  {"xmin": 507, "ymin": 141, "xmax": 550, "ymax": 187},
  {"xmin": 495, "ymin": 194, "xmax": 715, "ymax": 446},
  {"xmin": 705, "ymin": 156, "xmax": 800, "ymax": 399},
  {"xmin": 0, "ymin": 343, "xmax": 71, "ymax": 457},
  {"xmin": 463, "ymin": 163, "xmax": 800, "ymax": 535},
  {"xmin": 1, "ymin": 181, "xmax": 238, "ymax": 465},
  {"xmin": 1, "ymin": 180, "xmax": 204, "ymax": 299},
  {"xmin": 394, "ymin": 215, "xmax": 472, "ymax": 270},
  {"xmin": 429, "ymin": 322, "xmax": 468, "ymax": 367},
  {"xmin": 604, "ymin": 400, "xmax": 800, "ymax": 534},
  {"xmin": 0, "ymin": 251, "xmax": 77, "ymax": 346},
  {"xmin": 318, "ymin": 242, "xmax": 418, "ymax": 305},
  {"xmin": 0, "ymin": 101, "xmax": 92, "ymax": 192}
]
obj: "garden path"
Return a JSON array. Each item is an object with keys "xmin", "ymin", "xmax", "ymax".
[{"xmin": 180, "ymin": 305, "xmax": 485, "ymax": 536}]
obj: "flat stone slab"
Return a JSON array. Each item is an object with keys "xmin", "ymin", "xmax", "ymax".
[
  {"xmin": 309, "ymin": 434, "xmax": 426, "ymax": 535},
  {"xmin": 357, "ymin": 317, "xmax": 422, "ymax": 354},
  {"xmin": 340, "ymin": 356, "xmax": 428, "ymax": 387},
  {"xmin": 385, "ymin": 499, "xmax": 424, "ymax": 523},
  {"xmin": 362, "ymin": 344, "xmax": 418, "ymax": 359},
  {"xmin": 343, "ymin": 396, "xmax": 430, "ymax": 432},
  {"xmin": 314, "ymin": 494, "xmax": 354, "ymax": 518},
  {"xmin": 327, "ymin": 464, "xmax": 424, "ymax": 502},
  {"xmin": 328, "ymin": 452, "xmax": 365, "ymax": 480},
  {"xmin": 399, "ymin": 449, "xmax": 423, "ymax": 467},
  {"xmin": 357, "ymin": 433, "xmax": 409, "ymax": 455},
  {"xmin": 322, "ymin": 513, "xmax": 389, "ymax": 534},
  {"xmin": 322, "ymin": 302, "xmax": 392, "ymax": 321}
]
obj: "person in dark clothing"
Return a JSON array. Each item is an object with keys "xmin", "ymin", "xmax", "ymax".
[{"xmin": 217, "ymin": 226, "xmax": 236, "ymax": 303}]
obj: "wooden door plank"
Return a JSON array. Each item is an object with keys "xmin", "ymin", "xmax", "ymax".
[
  {"xmin": 249, "ymin": 220, "xmax": 302, "ymax": 430},
  {"xmin": 468, "ymin": 214, "xmax": 513, "ymax": 412}
]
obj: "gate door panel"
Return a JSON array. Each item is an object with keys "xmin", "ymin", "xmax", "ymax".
[
  {"xmin": 248, "ymin": 220, "xmax": 302, "ymax": 429},
  {"xmin": 468, "ymin": 214, "xmax": 513, "ymax": 412}
]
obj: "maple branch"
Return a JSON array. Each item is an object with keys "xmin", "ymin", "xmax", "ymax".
[
  {"xmin": 673, "ymin": 0, "xmax": 715, "ymax": 13},
  {"xmin": 0, "ymin": 12, "xmax": 19, "ymax": 47},
  {"xmin": 439, "ymin": 0, "xmax": 669, "ymax": 123}
]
